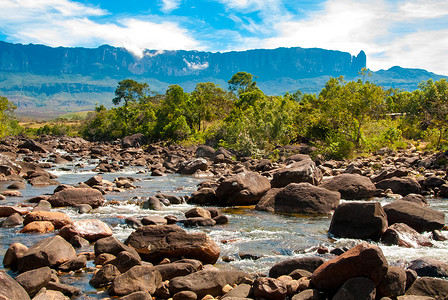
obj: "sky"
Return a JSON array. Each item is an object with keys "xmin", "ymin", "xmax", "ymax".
[{"xmin": 1, "ymin": 0, "xmax": 448, "ymax": 74}]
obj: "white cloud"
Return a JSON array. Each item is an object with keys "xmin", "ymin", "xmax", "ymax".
[
  {"xmin": 160, "ymin": 0, "xmax": 182, "ymax": 13},
  {"xmin": 183, "ymin": 59, "xmax": 209, "ymax": 70},
  {"xmin": 0, "ymin": 0, "xmax": 199, "ymax": 57}
]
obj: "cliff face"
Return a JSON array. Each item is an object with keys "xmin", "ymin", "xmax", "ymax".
[{"xmin": 0, "ymin": 41, "xmax": 366, "ymax": 80}]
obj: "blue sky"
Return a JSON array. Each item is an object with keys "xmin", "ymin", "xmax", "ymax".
[{"xmin": 1, "ymin": 0, "xmax": 448, "ymax": 74}]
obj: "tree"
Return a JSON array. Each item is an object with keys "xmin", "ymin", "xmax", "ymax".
[
  {"xmin": 0, "ymin": 96, "xmax": 19, "ymax": 138},
  {"xmin": 112, "ymin": 79, "xmax": 150, "ymax": 106},
  {"xmin": 228, "ymin": 72, "xmax": 258, "ymax": 95}
]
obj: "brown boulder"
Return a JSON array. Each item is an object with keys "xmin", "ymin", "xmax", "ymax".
[
  {"xmin": 109, "ymin": 265, "xmax": 162, "ymax": 296},
  {"xmin": 310, "ymin": 243, "xmax": 388, "ymax": 293},
  {"xmin": 376, "ymin": 266, "xmax": 406, "ymax": 298},
  {"xmin": 19, "ymin": 221, "xmax": 55, "ymax": 233},
  {"xmin": 321, "ymin": 173, "xmax": 378, "ymax": 200},
  {"xmin": 332, "ymin": 277, "xmax": 376, "ymax": 300},
  {"xmin": 375, "ymin": 177, "xmax": 421, "ymax": 196},
  {"xmin": 185, "ymin": 207, "xmax": 211, "ymax": 219},
  {"xmin": 253, "ymin": 277, "xmax": 287, "ymax": 300},
  {"xmin": 269, "ymin": 257, "xmax": 325, "ymax": 278},
  {"xmin": 216, "ymin": 172, "xmax": 271, "ymax": 205},
  {"xmin": 405, "ymin": 277, "xmax": 448, "ymax": 298},
  {"xmin": 48, "ymin": 187, "xmax": 105, "ymax": 208},
  {"xmin": 407, "ymin": 258, "xmax": 448, "ymax": 278},
  {"xmin": 59, "ymin": 219, "xmax": 112, "ymax": 242},
  {"xmin": 3, "ymin": 243, "xmax": 28, "ymax": 269},
  {"xmin": 23, "ymin": 211, "xmax": 71, "ymax": 229},
  {"xmin": 0, "ymin": 270, "xmax": 30, "ymax": 300},
  {"xmin": 401, "ymin": 194, "xmax": 428, "ymax": 206},
  {"xmin": 15, "ymin": 266, "xmax": 52, "ymax": 297},
  {"xmin": 271, "ymin": 157, "xmax": 322, "ymax": 188},
  {"xmin": 94, "ymin": 236, "xmax": 140, "ymax": 259},
  {"xmin": 0, "ymin": 206, "xmax": 29, "ymax": 217},
  {"xmin": 155, "ymin": 262, "xmax": 201, "ymax": 281},
  {"xmin": 125, "ymin": 225, "xmax": 220, "ymax": 264},
  {"xmin": 381, "ymin": 223, "xmax": 432, "ymax": 247},
  {"xmin": 89, "ymin": 264, "xmax": 121, "ymax": 288}
]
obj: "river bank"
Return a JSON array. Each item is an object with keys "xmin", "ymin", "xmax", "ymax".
[{"xmin": 0, "ymin": 135, "xmax": 447, "ymax": 299}]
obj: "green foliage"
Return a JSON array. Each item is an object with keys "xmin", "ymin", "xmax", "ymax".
[
  {"xmin": 0, "ymin": 96, "xmax": 20, "ymax": 138},
  {"xmin": 228, "ymin": 72, "xmax": 258, "ymax": 95}
]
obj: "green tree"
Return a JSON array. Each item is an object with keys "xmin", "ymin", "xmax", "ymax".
[
  {"xmin": 112, "ymin": 79, "xmax": 150, "ymax": 106},
  {"xmin": 0, "ymin": 96, "xmax": 19, "ymax": 138},
  {"xmin": 228, "ymin": 72, "xmax": 258, "ymax": 95}
]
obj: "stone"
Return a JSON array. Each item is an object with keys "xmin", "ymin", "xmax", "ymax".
[
  {"xmin": 401, "ymin": 194, "xmax": 428, "ymax": 206},
  {"xmin": 213, "ymin": 214, "xmax": 229, "ymax": 224},
  {"xmin": 289, "ymin": 269, "xmax": 312, "ymax": 280},
  {"xmin": 3, "ymin": 243, "xmax": 28, "ymax": 269},
  {"xmin": 222, "ymin": 283, "xmax": 252, "ymax": 299},
  {"xmin": 381, "ymin": 223, "xmax": 432, "ymax": 247},
  {"xmin": 189, "ymin": 188, "xmax": 217, "ymax": 205},
  {"xmin": 321, "ymin": 173, "xmax": 378, "ymax": 200},
  {"xmin": 108, "ymin": 265, "xmax": 162, "ymax": 296},
  {"xmin": 375, "ymin": 177, "xmax": 421, "ymax": 196},
  {"xmin": 269, "ymin": 257, "xmax": 325, "ymax": 278},
  {"xmin": 405, "ymin": 277, "xmax": 448, "ymax": 298},
  {"xmin": 33, "ymin": 288, "xmax": 69, "ymax": 300},
  {"xmin": 94, "ymin": 236, "xmax": 140, "ymax": 259},
  {"xmin": 253, "ymin": 277, "xmax": 287, "ymax": 300},
  {"xmin": 126, "ymin": 216, "xmax": 143, "ymax": 228},
  {"xmin": 0, "ymin": 270, "xmax": 30, "ymax": 300},
  {"xmin": 376, "ymin": 266, "xmax": 407, "ymax": 298},
  {"xmin": 89, "ymin": 264, "xmax": 121, "ymax": 288},
  {"xmin": 122, "ymin": 133, "xmax": 146, "ymax": 148},
  {"xmin": 184, "ymin": 217, "xmax": 216, "ymax": 227},
  {"xmin": 58, "ymin": 255, "xmax": 87, "ymax": 271},
  {"xmin": 7, "ymin": 181, "xmax": 26, "ymax": 190},
  {"xmin": 69, "ymin": 235, "xmax": 90, "ymax": 248},
  {"xmin": 15, "ymin": 267, "xmax": 52, "ymax": 297},
  {"xmin": 332, "ymin": 277, "xmax": 376, "ymax": 300},
  {"xmin": 59, "ymin": 219, "xmax": 113, "ymax": 242},
  {"xmin": 383, "ymin": 200, "xmax": 445, "ymax": 233},
  {"xmin": 0, "ymin": 206, "xmax": 29, "ymax": 217},
  {"xmin": 125, "ymin": 225, "xmax": 220, "ymax": 264},
  {"xmin": 2, "ymin": 212, "xmax": 24, "ymax": 227},
  {"xmin": 406, "ymin": 269, "xmax": 418, "ymax": 290},
  {"xmin": 329, "ymin": 202, "xmax": 388, "ymax": 240},
  {"xmin": 271, "ymin": 157, "xmax": 323, "ymax": 188},
  {"xmin": 94, "ymin": 253, "xmax": 116, "ymax": 266},
  {"xmin": 120, "ymin": 291, "xmax": 152, "ymax": 300},
  {"xmin": 185, "ymin": 207, "xmax": 212, "ymax": 219},
  {"xmin": 196, "ymin": 145, "xmax": 215, "ymax": 158},
  {"xmin": 155, "ymin": 262, "xmax": 201, "ymax": 281},
  {"xmin": 178, "ymin": 158, "xmax": 208, "ymax": 175},
  {"xmin": 291, "ymin": 289, "xmax": 325, "ymax": 300},
  {"xmin": 48, "ymin": 187, "xmax": 105, "ymax": 208},
  {"xmin": 45, "ymin": 282, "xmax": 81, "ymax": 297},
  {"xmin": 108, "ymin": 251, "xmax": 142, "ymax": 273},
  {"xmin": 215, "ymin": 172, "xmax": 271, "ymax": 205},
  {"xmin": 19, "ymin": 221, "xmax": 55, "ymax": 233},
  {"xmin": 310, "ymin": 243, "xmax": 389, "ymax": 293},
  {"xmin": 2, "ymin": 190, "xmax": 22, "ymax": 197},
  {"xmin": 17, "ymin": 235, "xmax": 77, "ymax": 272},
  {"xmin": 255, "ymin": 188, "xmax": 281, "ymax": 212},
  {"xmin": 23, "ymin": 211, "xmax": 71, "ymax": 229},
  {"xmin": 407, "ymin": 258, "xmax": 448, "ymax": 278},
  {"xmin": 142, "ymin": 196, "xmax": 163, "ymax": 210},
  {"xmin": 141, "ymin": 215, "xmax": 168, "ymax": 225}
]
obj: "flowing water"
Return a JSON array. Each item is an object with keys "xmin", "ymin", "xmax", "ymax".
[{"xmin": 0, "ymin": 156, "xmax": 447, "ymax": 299}]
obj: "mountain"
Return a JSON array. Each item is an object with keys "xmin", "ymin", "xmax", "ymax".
[{"xmin": 0, "ymin": 41, "xmax": 445, "ymax": 118}]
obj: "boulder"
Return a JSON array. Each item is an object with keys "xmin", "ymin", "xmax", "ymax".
[
  {"xmin": 405, "ymin": 277, "xmax": 448, "ymax": 298},
  {"xmin": 142, "ymin": 196, "xmax": 163, "ymax": 210},
  {"xmin": 109, "ymin": 265, "xmax": 162, "ymax": 296},
  {"xmin": 0, "ymin": 270, "xmax": 30, "ymax": 300},
  {"xmin": 185, "ymin": 207, "xmax": 211, "ymax": 219},
  {"xmin": 2, "ymin": 212, "xmax": 24, "ymax": 227},
  {"xmin": 121, "ymin": 291, "xmax": 152, "ymax": 300},
  {"xmin": 58, "ymin": 255, "xmax": 87, "ymax": 271},
  {"xmin": 107, "ymin": 251, "xmax": 141, "ymax": 273},
  {"xmin": 401, "ymin": 194, "xmax": 428, "ymax": 206},
  {"xmin": 215, "ymin": 172, "xmax": 271, "ymax": 205},
  {"xmin": 125, "ymin": 225, "xmax": 220, "ymax": 264},
  {"xmin": 269, "ymin": 257, "xmax": 325, "ymax": 278},
  {"xmin": 271, "ymin": 157, "xmax": 322, "ymax": 188},
  {"xmin": 89, "ymin": 264, "xmax": 121, "ymax": 288},
  {"xmin": 375, "ymin": 177, "xmax": 421, "ymax": 196},
  {"xmin": 310, "ymin": 243, "xmax": 389, "ymax": 293},
  {"xmin": 253, "ymin": 277, "xmax": 287, "ymax": 300},
  {"xmin": 94, "ymin": 236, "xmax": 140, "ymax": 259},
  {"xmin": 291, "ymin": 289, "xmax": 325, "ymax": 300},
  {"xmin": 122, "ymin": 133, "xmax": 146, "ymax": 148},
  {"xmin": 321, "ymin": 174, "xmax": 378, "ymax": 200},
  {"xmin": 329, "ymin": 202, "xmax": 388, "ymax": 240},
  {"xmin": 48, "ymin": 187, "xmax": 105, "ymax": 208},
  {"xmin": 255, "ymin": 188, "xmax": 280, "ymax": 212},
  {"xmin": 0, "ymin": 206, "xmax": 29, "ymax": 217},
  {"xmin": 19, "ymin": 221, "xmax": 55, "ymax": 233},
  {"xmin": 222, "ymin": 283, "xmax": 252, "ymax": 299},
  {"xmin": 169, "ymin": 270, "xmax": 250, "ymax": 298},
  {"xmin": 381, "ymin": 223, "xmax": 432, "ymax": 247},
  {"xmin": 17, "ymin": 235, "xmax": 77, "ymax": 272},
  {"xmin": 184, "ymin": 217, "xmax": 216, "ymax": 227},
  {"xmin": 15, "ymin": 267, "xmax": 52, "ymax": 297},
  {"xmin": 3, "ymin": 243, "xmax": 28, "ymax": 269},
  {"xmin": 383, "ymin": 200, "xmax": 445, "ymax": 233},
  {"xmin": 332, "ymin": 277, "xmax": 376, "ymax": 300},
  {"xmin": 189, "ymin": 188, "xmax": 217, "ymax": 205},
  {"xmin": 178, "ymin": 158, "xmax": 208, "ymax": 175},
  {"xmin": 376, "ymin": 266, "xmax": 407, "ymax": 298},
  {"xmin": 23, "ymin": 211, "xmax": 71, "ymax": 229},
  {"xmin": 407, "ymin": 258, "xmax": 448, "ymax": 278},
  {"xmin": 141, "ymin": 215, "xmax": 168, "ymax": 226},
  {"xmin": 155, "ymin": 262, "xmax": 201, "ymax": 281},
  {"xmin": 84, "ymin": 175, "xmax": 103, "ymax": 187},
  {"xmin": 59, "ymin": 219, "xmax": 113, "ymax": 242},
  {"xmin": 273, "ymin": 183, "xmax": 340, "ymax": 215},
  {"xmin": 196, "ymin": 145, "xmax": 215, "ymax": 158},
  {"xmin": 33, "ymin": 288, "xmax": 69, "ymax": 300}
]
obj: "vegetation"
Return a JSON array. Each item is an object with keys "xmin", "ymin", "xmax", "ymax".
[{"xmin": 3, "ymin": 73, "xmax": 448, "ymax": 159}]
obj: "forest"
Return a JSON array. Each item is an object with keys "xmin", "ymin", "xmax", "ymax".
[{"xmin": 2, "ymin": 70, "xmax": 448, "ymax": 159}]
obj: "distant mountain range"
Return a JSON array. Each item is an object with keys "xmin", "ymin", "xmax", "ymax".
[{"xmin": 0, "ymin": 41, "xmax": 446, "ymax": 118}]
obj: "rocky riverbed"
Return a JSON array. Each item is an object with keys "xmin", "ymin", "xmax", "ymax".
[{"xmin": 0, "ymin": 134, "xmax": 447, "ymax": 299}]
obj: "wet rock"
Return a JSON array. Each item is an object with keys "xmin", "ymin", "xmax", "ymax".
[
  {"xmin": 401, "ymin": 194, "xmax": 428, "ymax": 206},
  {"xmin": 291, "ymin": 288, "xmax": 325, "ymax": 300},
  {"xmin": 2, "ymin": 212, "xmax": 24, "ymax": 227},
  {"xmin": 381, "ymin": 223, "xmax": 432, "ymax": 247},
  {"xmin": 185, "ymin": 207, "xmax": 211, "ymax": 219},
  {"xmin": 332, "ymin": 277, "xmax": 376, "ymax": 300},
  {"xmin": 18, "ymin": 235, "xmax": 77, "ymax": 272},
  {"xmin": 432, "ymin": 229, "xmax": 447, "ymax": 241},
  {"xmin": 157, "ymin": 193, "xmax": 183, "ymax": 204},
  {"xmin": 58, "ymin": 255, "xmax": 87, "ymax": 271},
  {"xmin": 109, "ymin": 265, "xmax": 162, "ymax": 296},
  {"xmin": 406, "ymin": 269, "xmax": 418, "ymax": 290},
  {"xmin": 2, "ymin": 189, "xmax": 22, "ymax": 197},
  {"xmin": 375, "ymin": 177, "xmax": 421, "ymax": 196},
  {"xmin": 383, "ymin": 200, "xmax": 445, "ymax": 233},
  {"xmin": 196, "ymin": 145, "xmax": 215, "ymax": 158},
  {"xmin": 19, "ymin": 221, "xmax": 55, "ymax": 233},
  {"xmin": 121, "ymin": 291, "xmax": 153, "ymax": 300},
  {"xmin": 108, "ymin": 251, "xmax": 142, "ymax": 273},
  {"xmin": 69, "ymin": 235, "xmax": 90, "ymax": 248},
  {"xmin": 255, "ymin": 188, "xmax": 281, "ymax": 212},
  {"xmin": 178, "ymin": 158, "xmax": 208, "ymax": 175},
  {"xmin": 7, "ymin": 181, "xmax": 26, "ymax": 189},
  {"xmin": 422, "ymin": 176, "xmax": 446, "ymax": 189},
  {"xmin": 141, "ymin": 215, "xmax": 168, "ymax": 225},
  {"xmin": 155, "ymin": 261, "xmax": 201, "ymax": 281},
  {"xmin": 15, "ymin": 266, "xmax": 52, "ymax": 297},
  {"xmin": 376, "ymin": 266, "xmax": 406, "ymax": 298},
  {"xmin": 215, "ymin": 172, "xmax": 271, "ymax": 205},
  {"xmin": 142, "ymin": 196, "xmax": 163, "ymax": 210},
  {"xmin": 222, "ymin": 283, "xmax": 252, "ymax": 299},
  {"xmin": 33, "ymin": 288, "xmax": 69, "ymax": 300},
  {"xmin": 269, "ymin": 257, "xmax": 325, "ymax": 278},
  {"xmin": 59, "ymin": 219, "xmax": 113, "ymax": 242},
  {"xmin": 438, "ymin": 184, "xmax": 448, "ymax": 197},
  {"xmin": 321, "ymin": 173, "xmax": 378, "ymax": 200},
  {"xmin": 184, "ymin": 217, "xmax": 216, "ymax": 227},
  {"xmin": 94, "ymin": 253, "xmax": 116, "ymax": 266},
  {"xmin": 125, "ymin": 225, "xmax": 220, "ymax": 264},
  {"xmin": 329, "ymin": 202, "xmax": 388, "ymax": 240},
  {"xmin": 94, "ymin": 236, "xmax": 140, "ymax": 259},
  {"xmin": 253, "ymin": 277, "xmax": 287, "ymax": 300},
  {"xmin": 126, "ymin": 216, "xmax": 143, "ymax": 229},
  {"xmin": 310, "ymin": 243, "xmax": 388, "ymax": 293},
  {"xmin": 84, "ymin": 175, "xmax": 103, "ymax": 187},
  {"xmin": 0, "ymin": 270, "xmax": 30, "ymax": 300},
  {"xmin": 405, "ymin": 277, "xmax": 448, "ymax": 298},
  {"xmin": 273, "ymin": 182, "xmax": 340, "ymax": 215},
  {"xmin": 48, "ymin": 187, "xmax": 105, "ymax": 208},
  {"xmin": 407, "ymin": 258, "xmax": 448, "ymax": 278},
  {"xmin": 23, "ymin": 211, "xmax": 71, "ymax": 229},
  {"xmin": 75, "ymin": 204, "xmax": 92, "ymax": 214},
  {"xmin": 89, "ymin": 264, "xmax": 121, "ymax": 288},
  {"xmin": 46, "ymin": 281, "xmax": 81, "ymax": 297},
  {"xmin": 122, "ymin": 133, "xmax": 146, "ymax": 148},
  {"xmin": 3, "ymin": 243, "xmax": 28, "ymax": 269},
  {"xmin": 189, "ymin": 188, "xmax": 217, "ymax": 205},
  {"xmin": 169, "ymin": 270, "xmax": 250, "ymax": 298},
  {"xmin": 165, "ymin": 215, "xmax": 178, "ymax": 224},
  {"xmin": 271, "ymin": 157, "xmax": 323, "ymax": 188},
  {"xmin": 213, "ymin": 214, "xmax": 229, "ymax": 224}
]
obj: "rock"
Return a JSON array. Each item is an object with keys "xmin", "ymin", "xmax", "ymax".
[
  {"xmin": 126, "ymin": 216, "xmax": 143, "ymax": 228},
  {"xmin": 185, "ymin": 207, "xmax": 212, "ymax": 219},
  {"xmin": 375, "ymin": 177, "xmax": 421, "ymax": 196},
  {"xmin": 381, "ymin": 223, "xmax": 432, "ymax": 247},
  {"xmin": 48, "ymin": 187, "xmax": 105, "ymax": 208},
  {"xmin": 69, "ymin": 235, "xmax": 90, "ymax": 248},
  {"xmin": 2, "ymin": 212, "xmax": 24, "ymax": 227},
  {"xmin": 405, "ymin": 277, "xmax": 448, "ymax": 298},
  {"xmin": 196, "ymin": 145, "xmax": 215, "ymax": 158},
  {"xmin": 407, "ymin": 258, "xmax": 448, "ymax": 278},
  {"xmin": 84, "ymin": 175, "xmax": 103, "ymax": 187},
  {"xmin": 0, "ymin": 270, "xmax": 31, "ymax": 300},
  {"xmin": 141, "ymin": 215, "xmax": 168, "ymax": 225},
  {"xmin": 94, "ymin": 253, "xmax": 116, "ymax": 266},
  {"xmin": 255, "ymin": 188, "xmax": 281, "ymax": 212},
  {"xmin": 28, "ymin": 174, "xmax": 59, "ymax": 186},
  {"xmin": 169, "ymin": 270, "xmax": 250, "ymax": 298},
  {"xmin": 94, "ymin": 236, "xmax": 140, "ymax": 259},
  {"xmin": 184, "ymin": 217, "xmax": 216, "ymax": 227},
  {"xmin": 432, "ymin": 229, "xmax": 447, "ymax": 241},
  {"xmin": 271, "ymin": 157, "xmax": 323, "ymax": 188},
  {"xmin": 269, "ymin": 257, "xmax": 325, "ymax": 278},
  {"xmin": 438, "ymin": 184, "xmax": 448, "ymax": 197},
  {"xmin": 401, "ymin": 194, "xmax": 428, "ymax": 206},
  {"xmin": 121, "ymin": 291, "xmax": 153, "ymax": 300},
  {"xmin": 189, "ymin": 188, "xmax": 217, "ymax": 205},
  {"xmin": 3, "ymin": 243, "xmax": 28, "ymax": 269},
  {"xmin": 17, "ymin": 235, "xmax": 77, "ymax": 272},
  {"xmin": 18, "ymin": 139, "xmax": 49, "ymax": 153},
  {"xmin": 222, "ymin": 283, "xmax": 252, "ymax": 299},
  {"xmin": 253, "ymin": 277, "xmax": 287, "ymax": 300},
  {"xmin": 376, "ymin": 266, "xmax": 406, "ymax": 298},
  {"xmin": 122, "ymin": 133, "xmax": 146, "ymax": 148},
  {"xmin": 19, "ymin": 221, "xmax": 55, "ymax": 233},
  {"xmin": 7, "ymin": 181, "xmax": 26, "ymax": 189},
  {"xmin": 213, "ymin": 214, "xmax": 229, "ymax": 224},
  {"xmin": 45, "ymin": 282, "xmax": 81, "ymax": 297},
  {"xmin": 155, "ymin": 262, "xmax": 201, "ymax": 281},
  {"xmin": 75, "ymin": 204, "xmax": 92, "ymax": 214},
  {"xmin": 108, "ymin": 251, "xmax": 142, "ymax": 273},
  {"xmin": 422, "ymin": 176, "xmax": 446, "ymax": 189},
  {"xmin": 89, "ymin": 264, "xmax": 121, "ymax": 288},
  {"xmin": 289, "ymin": 269, "xmax": 312, "ymax": 280},
  {"xmin": 142, "ymin": 196, "xmax": 163, "ymax": 210},
  {"xmin": 332, "ymin": 277, "xmax": 376, "ymax": 300},
  {"xmin": 109, "ymin": 265, "xmax": 162, "ymax": 296},
  {"xmin": 291, "ymin": 289, "xmax": 325, "ymax": 300},
  {"xmin": 329, "ymin": 202, "xmax": 388, "ymax": 240},
  {"xmin": 383, "ymin": 200, "xmax": 445, "ymax": 233},
  {"xmin": 2, "ymin": 190, "xmax": 22, "ymax": 197},
  {"xmin": 125, "ymin": 225, "xmax": 220, "ymax": 264},
  {"xmin": 321, "ymin": 173, "xmax": 378, "ymax": 200},
  {"xmin": 215, "ymin": 172, "xmax": 271, "ymax": 205},
  {"xmin": 33, "ymin": 288, "xmax": 69, "ymax": 300},
  {"xmin": 273, "ymin": 182, "xmax": 340, "ymax": 215},
  {"xmin": 58, "ymin": 255, "xmax": 87, "ymax": 271},
  {"xmin": 0, "ymin": 206, "xmax": 29, "ymax": 217},
  {"xmin": 178, "ymin": 158, "xmax": 208, "ymax": 175},
  {"xmin": 15, "ymin": 267, "xmax": 52, "ymax": 297},
  {"xmin": 310, "ymin": 243, "xmax": 389, "ymax": 293},
  {"xmin": 406, "ymin": 269, "xmax": 418, "ymax": 290},
  {"xmin": 59, "ymin": 219, "xmax": 112, "ymax": 242},
  {"xmin": 23, "ymin": 211, "xmax": 71, "ymax": 229}
]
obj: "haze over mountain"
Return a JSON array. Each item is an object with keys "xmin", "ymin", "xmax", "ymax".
[{"xmin": 0, "ymin": 41, "xmax": 446, "ymax": 118}]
